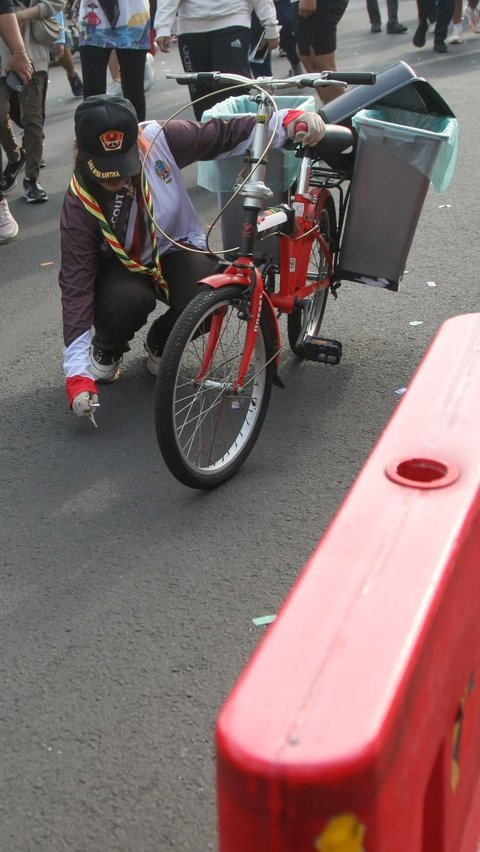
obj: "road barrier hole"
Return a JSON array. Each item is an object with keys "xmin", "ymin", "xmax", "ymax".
[{"xmin": 386, "ymin": 457, "xmax": 460, "ymax": 489}]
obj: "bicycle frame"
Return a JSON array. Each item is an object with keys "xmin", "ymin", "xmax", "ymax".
[{"xmin": 194, "ymin": 112, "xmax": 335, "ymax": 392}]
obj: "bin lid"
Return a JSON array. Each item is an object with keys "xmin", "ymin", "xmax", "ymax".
[
  {"xmin": 376, "ymin": 78, "xmax": 455, "ymax": 118},
  {"xmin": 319, "ymin": 61, "xmax": 455, "ymax": 125}
]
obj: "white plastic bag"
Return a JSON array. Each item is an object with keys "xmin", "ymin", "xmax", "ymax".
[{"xmin": 144, "ymin": 53, "xmax": 155, "ymax": 93}]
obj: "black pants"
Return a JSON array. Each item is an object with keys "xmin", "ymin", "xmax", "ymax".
[
  {"xmin": 92, "ymin": 248, "xmax": 217, "ymax": 356},
  {"xmin": 366, "ymin": 0, "xmax": 401, "ymax": 24},
  {"xmin": 79, "ymin": 45, "xmax": 147, "ymax": 121},
  {"xmin": 178, "ymin": 27, "xmax": 251, "ymax": 121},
  {"xmin": 416, "ymin": 0, "xmax": 454, "ymax": 40}
]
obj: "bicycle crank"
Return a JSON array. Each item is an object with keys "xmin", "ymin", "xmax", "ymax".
[{"xmin": 301, "ymin": 336, "xmax": 342, "ymax": 365}]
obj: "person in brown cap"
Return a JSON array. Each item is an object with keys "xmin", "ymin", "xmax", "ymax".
[{"xmin": 59, "ymin": 93, "xmax": 326, "ymax": 421}]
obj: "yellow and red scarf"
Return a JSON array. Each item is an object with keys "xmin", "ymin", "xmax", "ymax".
[{"xmin": 70, "ymin": 172, "xmax": 169, "ymax": 300}]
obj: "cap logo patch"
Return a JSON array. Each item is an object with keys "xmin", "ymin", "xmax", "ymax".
[{"xmin": 99, "ymin": 130, "xmax": 124, "ymax": 152}]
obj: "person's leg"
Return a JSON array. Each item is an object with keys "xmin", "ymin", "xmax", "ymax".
[
  {"xmin": 117, "ymin": 49, "xmax": 147, "ymax": 121},
  {"xmin": 385, "ymin": 0, "xmax": 408, "ymax": 31},
  {"xmin": 366, "ymin": 0, "xmax": 382, "ymax": 29},
  {"xmin": 107, "ymin": 49, "xmax": 122, "ymax": 92},
  {"xmin": 79, "ymin": 44, "xmax": 110, "ymax": 99},
  {"xmin": 212, "ymin": 26, "xmax": 251, "ymax": 78},
  {"xmin": 425, "ymin": 0, "xmax": 437, "ymax": 22},
  {"xmin": 276, "ymin": 0, "xmax": 302, "ymax": 65},
  {"xmin": 433, "ymin": 0, "xmax": 456, "ymax": 46},
  {"xmin": 448, "ymin": 0, "xmax": 464, "ymax": 40},
  {"xmin": 108, "ymin": 49, "xmax": 121, "ymax": 81},
  {"xmin": 466, "ymin": 0, "xmax": 480, "ymax": 30},
  {"xmin": 179, "ymin": 27, "xmax": 250, "ymax": 120},
  {"xmin": 0, "ymin": 189, "xmax": 18, "ymax": 242},
  {"xmin": 0, "ymin": 79, "xmax": 22, "ymax": 168},
  {"xmin": 293, "ymin": 0, "xmax": 349, "ymax": 102},
  {"xmin": 57, "ymin": 47, "xmax": 82, "ymax": 87},
  {"xmin": 19, "ymin": 71, "xmax": 46, "ymax": 182},
  {"xmin": 146, "ymin": 248, "xmax": 217, "ymax": 356},
  {"xmin": 93, "ymin": 262, "xmax": 157, "ymax": 354},
  {"xmin": 0, "ymin": 143, "xmax": 16, "ymax": 241},
  {"xmin": 177, "ymin": 32, "xmax": 212, "ymax": 120},
  {"xmin": 413, "ymin": 0, "xmax": 430, "ymax": 43}
]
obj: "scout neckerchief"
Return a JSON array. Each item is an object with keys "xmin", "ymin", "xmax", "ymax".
[{"xmin": 70, "ymin": 171, "xmax": 169, "ymax": 300}]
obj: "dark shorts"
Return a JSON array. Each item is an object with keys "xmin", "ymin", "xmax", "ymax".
[{"xmin": 292, "ymin": 0, "xmax": 349, "ymax": 55}]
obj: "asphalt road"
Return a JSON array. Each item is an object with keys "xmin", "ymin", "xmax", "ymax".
[{"xmin": 0, "ymin": 3, "xmax": 478, "ymax": 849}]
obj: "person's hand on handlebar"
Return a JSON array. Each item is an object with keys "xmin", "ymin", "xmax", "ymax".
[{"xmin": 285, "ymin": 112, "xmax": 326, "ymax": 145}]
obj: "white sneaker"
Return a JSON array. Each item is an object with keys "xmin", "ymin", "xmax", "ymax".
[
  {"xmin": 0, "ymin": 197, "xmax": 19, "ymax": 243},
  {"xmin": 448, "ymin": 23, "xmax": 465, "ymax": 41},
  {"xmin": 144, "ymin": 340, "xmax": 161, "ymax": 376},
  {"xmin": 107, "ymin": 79, "xmax": 123, "ymax": 96},
  {"xmin": 89, "ymin": 345, "xmax": 122, "ymax": 382}
]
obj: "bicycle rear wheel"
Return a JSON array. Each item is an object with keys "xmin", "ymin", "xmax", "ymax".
[
  {"xmin": 287, "ymin": 194, "xmax": 336, "ymax": 357},
  {"xmin": 155, "ymin": 285, "xmax": 276, "ymax": 489}
]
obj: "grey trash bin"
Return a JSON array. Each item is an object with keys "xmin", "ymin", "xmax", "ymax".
[{"xmin": 337, "ymin": 107, "xmax": 459, "ymax": 291}]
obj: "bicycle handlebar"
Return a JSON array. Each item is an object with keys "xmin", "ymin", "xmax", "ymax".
[
  {"xmin": 293, "ymin": 120, "xmax": 309, "ymax": 143},
  {"xmin": 166, "ymin": 71, "xmax": 377, "ymax": 88},
  {"xmin": 322, "ymin": 71, "xmax": 376, "ymax": 85}
]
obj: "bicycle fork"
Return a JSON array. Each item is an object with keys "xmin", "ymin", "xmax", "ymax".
[{"xmin": 195, "ymin": 262, "xmax": 280, "ymax": 394}]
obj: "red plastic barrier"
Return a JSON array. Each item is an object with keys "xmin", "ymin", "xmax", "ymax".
[{"xmin": 216, "ymin": 313, "xmax": 480, "ymax": 852}]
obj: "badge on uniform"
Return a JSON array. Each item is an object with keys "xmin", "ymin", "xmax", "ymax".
[{"xmin": 154, "ymin": 159, "xmax": 172, "ymax": 183}]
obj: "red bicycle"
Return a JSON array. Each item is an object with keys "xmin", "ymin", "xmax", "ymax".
[{"xmin": 154, "ymin": 70, "xmax": 375, "ymax": 488}]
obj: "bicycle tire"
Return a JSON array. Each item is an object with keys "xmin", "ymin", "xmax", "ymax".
[
  {"xmin": 155, "ymin": 285, "xmax": 276, "ymax": 489},
  {"xmin": 287, "ymin": 194, "xmax": 336, "ymax": 357}
]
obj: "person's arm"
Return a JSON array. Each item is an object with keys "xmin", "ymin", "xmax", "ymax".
[
  {"xmin": 0, "ymin": 6, "xmax": 32, "ymax": 83},
  {"xmin": 154, "ymin": 0, "xmax": 180, "ymax": 47},
  {"xmin": 148, "ymin": 110, "xmax": 325, "ymax": 169},
  {"xmin": 59, "ymin": 189, "xmax": 102, "ymax": 413},
  {"xmin": 251, "ymin": 0, "xmax": 280, "ymax": 46},
  {"xmin": 15, "ymin": 0, "xmax": 66, "ymax": 26}
]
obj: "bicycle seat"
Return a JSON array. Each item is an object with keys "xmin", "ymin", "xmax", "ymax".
[{"xmin": 312, "ymin": 125, "xmax": 354, "ymax": 157}]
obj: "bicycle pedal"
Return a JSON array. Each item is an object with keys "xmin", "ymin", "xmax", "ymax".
[{"xmin": 302, "ymin": 336, "xmax": 342, "ymax": 365}]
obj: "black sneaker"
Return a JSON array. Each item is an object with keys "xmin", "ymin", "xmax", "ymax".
[
  {"xmin": 23, "ymin": 177, "xmax": 48, "ymax": 203},
  {"xmin": 433, "ymin": 40, "xmax": 448, "ymax": 51},
  {"xmin": 387, "ymin": 20, "xmax": 407, "ymax": 32},
  {"xmin": 0, "ymin": 148, "xmax": 25, "ymax": 193},
  {"xmin": 371, "ymin": 21, "xmax": 382, "ymax": 32},
  {"xmin": 413, "ymin": 21, "xmax": 428, "ymax": 45},
  {"xmin": 90, "ymin": 345, "xmax": 122, "ymax": 382}
]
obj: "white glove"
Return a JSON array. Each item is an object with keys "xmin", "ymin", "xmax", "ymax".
[
  {"xmin": 287, "ymin": 112, "xmax": 326, "ymax": 146},
  {"xmin": 72, "ymin": 391, "xmax": 99, "ymax": 417}
]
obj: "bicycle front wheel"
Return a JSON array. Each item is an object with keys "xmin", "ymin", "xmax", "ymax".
[
  {"xmin": 287, "ymin": 194, "xmax": 336, "ymax": 357},
  {"xmin": 155, "ymin": 285, "xmax": 276, "ymax": 489}
]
